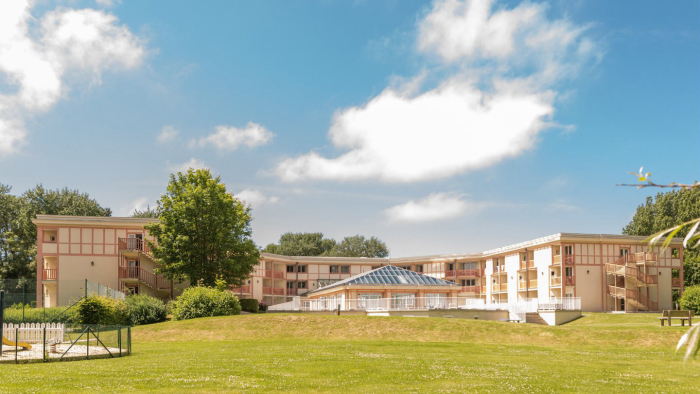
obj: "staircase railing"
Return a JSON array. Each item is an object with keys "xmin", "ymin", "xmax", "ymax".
[{"xmin": 118, "ymin": 266, "xmax": 170, "ymax": 291}]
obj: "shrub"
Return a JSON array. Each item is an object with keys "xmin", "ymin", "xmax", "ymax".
[
  {"xmin": 125, "ymin": 295, "xmax": 167, "ymax": 325},
  {"xmin": 171, "ymin": 287, "xmax": 241, "ymax": 321},
  {"xmin": 258, "ymin": 301, "xmax": 268, "ymax": 313},
  {"xmin": 2, "ymin": 305, "xmax": 78, "ymax": 324},
  {"xmin": 680, "ymin": 285, "xmax": 700, "ymax": 314},
  {"xmin": 76, "ymin": 296, "xmax": 128, "ymax": 325},
  {"xmin": 239, "ymin": 298, "xmax": 259, "ymax": 313}
]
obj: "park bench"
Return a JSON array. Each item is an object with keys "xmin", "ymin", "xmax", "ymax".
[{"xmin": 658, "ymin": 310, "xmax": 694, "ymax": 326}]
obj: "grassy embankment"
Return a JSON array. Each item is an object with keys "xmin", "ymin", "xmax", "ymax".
[{"xmin": 1, "ymin": 313, "xmax": 699, "ymax": 393}]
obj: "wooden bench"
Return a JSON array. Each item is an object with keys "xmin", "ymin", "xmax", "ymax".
[{"xmin": 658, "ymin": 310, "xmax": 694, "ymax": 326}]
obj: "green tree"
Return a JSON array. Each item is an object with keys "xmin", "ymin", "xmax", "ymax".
[
  {"xmin": 263, "ymin": 232, "xmax": 389, "ymax": 258},
  {"xmin": 329, "ymin": 235, "xmax": 389, "ymax": 258},
  {"xmin": 145, "ymin": 169, "xmax": 259, "ymax": 287},
  {"xmin": 131, "ymin": 205, "xmax": 159, "ymax": 218},
  {"xmin": 262, "ymin": 232, "xmax": 336, "ymax": 256},
  {"xmin": 622, "ymin": 188, "xmax": 700, "ymax": 286}
]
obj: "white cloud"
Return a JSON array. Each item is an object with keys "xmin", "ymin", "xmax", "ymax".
[
  {"xmin": 196, "ymin": 122, "xmax": 274, "ymax": 152},
  {"xmin": 547, "ymin": 199, "xmax": 581, "ymax": 212},
  {"xmin": 96, "ymin": 0, "xmax": 121, "ymax": 7},
  {"xmin": 274, "ymin": 0, "xmax": 599, "ymax": 183},
  {"xmin": 384, "ymin": 193, "xmax": 481, "ymax": 223},
  {"xmin": 0, "ymin": 0, "xmax": 145, "ymax": 154},
  {"xmin": 235, "ymin": 189, "xmax": 279, "ymax": 207},
  {"xmin": 167, "ymin": 158, "xmax": 208, "ymax": 173},
  {"xmin": 157, "ymin": 125, "xmax": 178, "ymax": 143},
  {"xmin": 118, "ymin": 196, "xmax": 148, "ymax": 216}
]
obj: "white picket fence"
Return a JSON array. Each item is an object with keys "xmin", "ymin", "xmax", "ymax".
[{"xmin": 2, "ymin": 323, "xmax": 65, "ymax": 344}]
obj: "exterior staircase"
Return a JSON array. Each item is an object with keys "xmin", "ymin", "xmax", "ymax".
[
  {"xmin": 605, "ymin": 254, "xmax": 659, "ymax": 312},
  {"xmin": 525, "ymin": 312, "xmax": 547, "ymax": 325},
  {"xmin": 117, "ymin": 237, "xmax": 171, "ymax": 293}
]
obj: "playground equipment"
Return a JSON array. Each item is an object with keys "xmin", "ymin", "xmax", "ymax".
[{"xmin": 0, "ymin": 290, "xmax": 32, "ymax": 351}]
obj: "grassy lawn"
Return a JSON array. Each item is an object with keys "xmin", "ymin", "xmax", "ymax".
[{"xmin": 1, "ymin": 313, "xmax": 699, "ymax": 393}]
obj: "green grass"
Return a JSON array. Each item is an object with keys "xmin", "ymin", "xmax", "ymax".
[{"xmin": 1, "ymin": 313, "xmax": 699, "ymax": 393}]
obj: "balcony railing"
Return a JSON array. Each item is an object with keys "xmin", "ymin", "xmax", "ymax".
[
  {"xmin": 445, "ymin": 270, "xmax": 455, "ymax": 277},
  {"xmin": 231, "ymin": 285, "xmax": 251, "ymax": 294},
  {"xmin": 118, "ymin": 237, "xmax": 151, "ymax": 255},
  {"xmin": 457, "ymin": 269, "xmax": 480, "ymax": 277},
  {"xmin": 672, "ymin": 278, "xmax": 681, "ymax": 287},
  {"xmin": 519, "ymin": 260, "xmax": 535, "ymax": 270},
  {"xmin": 273, "ymin": 271, "xmax": 285, "ymax": 279},
  {"xmin": 633, "ymin": 252, "xmax": 658, "ymax": 264},
  {"xmin": 460, "ymin": 286, "xmax": 479, "ymax": 294},
  {"xmin": 550, "ymin": 276, "xmax": 562, "ymax": 286},
  {"xmin": 263, "ymin": 286, "xmax": 272, "ymax": 294},
  {"xmin": 553, "ymin": 255, "xmax": 562, "ymax": 264},
  {"xmin": 529, "ymin": 279, "xmax": 538, "ymax": 288},
  {"xmin": 605, "ymin": 263, "xmax": 658, "ymax": 286},
  {"xmin": 264, "ymin": 270, "xmax": 272, "ymax": 278},
  {"xmin": 272, "ymin": 288, "xmax": 285, "ymax": 295},
  {"xmin": 492, "ymin": 283, "xmax": 507, "ymax": 292},
  {"xmin": 518, "ymin": 281, "xmax": 527, "ymax": 290},
  {"xmin": 287, "ymin": 288, "xmax": 298, "ymax": 296},
  {"xmin": 564, "ymin": 255, "xmax": 574, "ymax": 265},
  {"xmin": 564, "ymin": 275, "xmax": 575, "ymax": 286},
  {"xmin": 43, "ymin": 268, "xmax": 57, "ymax": 280},
  {"xmin": 481, "ymin": 285, "xmax": 486, "ymax": 293}
]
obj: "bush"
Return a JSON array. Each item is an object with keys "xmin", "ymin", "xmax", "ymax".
[
  {"xmin": 2, "ymin": 305, "xmax": 78, "ymax": 324},
  {"xmin": 76, "ymin": 296, "xmax": 128, "ymax": 325},
  {"xmin": 125, "ymin": 295, "xmax": 167, "ymax": 325},
  {"xmin": 239, "ymin": 298, "xmax": 259, "ymax": 313},
  {"xmin": 680, "ymin": 285, "xmax": 700, "ymax": 314},
  {"xmin": 171, "ymin": 287, "xmax": 241, "ymax": 321},
  {"xmin": 258, "ymin": 301, "xmax": 268, "ymax": 313}
]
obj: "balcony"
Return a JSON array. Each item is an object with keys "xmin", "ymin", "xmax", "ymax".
[
  {"xmin": 519, "ymin": 260, "xmax": 535, "ymax": 270},
  {"xmin": 529, "ymin": 279, "xmax": 538, "ymax": 289},
  {"xmin": 273, "ymin": 271, "xmax": 285, "ymax": 279},
  {"xmin": 564, "ymin": 275, "xmax": 575, "ymax": 286},
  {"xmin": 632, "ymin": 252, "xmax": 657, "ymax": 264},
  {"xmin": 518, "ymin": 281, "xmax": 527, "ymax": 290},
  {"xmin": 231, "ymin": 285, "xmax": 251, "ymax": 294},
  {"xmin": 445, "ymin": 270, "xmax": 455, "ymax": 277},
  {"xmin": 263, "ymin": 286, "xmax": 272, "ymax": 294},
  {"xmin": 457, "ymin": 269, "xmax": 480, "ymax": 277},
  {"xmin": 481, "ymin": 285, "xmax": 487, "ymax": 293},
  {"xmin": 43, "ymin": 268, "xmax": 57, "ymax": 280},
  {"xmin": 272, "ymin": 288, "xmax": 285, "ymax": 295},
  {"xmin": 118, "ymin": 237, "xmax": 151, "ymax": 255},
  {"xmin": 564, "ymin": 255, "xmax": 574, "ymax": 265},
  {"xmin": 460, "ymin": 286, "xmax": 479, "ymax": 294},
  {"xmin": 672, "ymin": 278, "xmax": 681, "ymax": 287},
  {"xmin": 492, "ymin": 283, "xmax": 507, "ymax": 292},
  {"xmin": 553, "ymin": 255, "xmax": 562, "ymax": 264},
  {"xmin": 287, "ymin": 288, "xmax": 298, "ymax": 296},
  {"xmin": 550, "ymin": 276, "xmax": 562, "ymax": 286}
]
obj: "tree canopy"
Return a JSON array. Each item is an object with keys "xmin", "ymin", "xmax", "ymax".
[
  {"xmin": 145, "ymin": 169, "xmax": 259, "ymax": 287},
  {"xmin": 263, "ymin": 232, "xmax": 389, "ymax": 258},
  {"xmin": 623, "ymin": 187, "xmax": 700, "ymax": 286},
  {"xmin": 0, "ymin": 184, "xmax": 111, "ymax": 281},
  {"xmin": 131, "ymin": 205, "xmax": 159, "ymax": 218}
]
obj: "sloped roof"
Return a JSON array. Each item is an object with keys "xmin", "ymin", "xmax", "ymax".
[{"xmin": 308, "ymin": 265, "xmax": 458, "ymax": 294}]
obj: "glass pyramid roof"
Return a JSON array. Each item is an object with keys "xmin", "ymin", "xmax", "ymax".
[{"xmin": 310, "ymin": 265, "xmax": 459, "ymax": 293}]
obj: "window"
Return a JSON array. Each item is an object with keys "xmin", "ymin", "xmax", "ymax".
[
  {"xmin": 447, "ymin": 263, "xmax": 455, "ymax": 270},
  {"xmin": 330, "ymin": 265, "xmax": 339, "ymax": 273},
  {"xmin": 401, "ymin": 265, "xmax": 411, "ymax": 271},
  {"xmin": 341, "ymin": 266, "xmax": 350, "ymax": 274},
  {"xmin": 565, "ymin": 267, "xmax": 573, "ymax": 277},
  {"xmin": 43, "ymin": 230, "xmax": 57, "ymax": 242},
  {"xmin": 415, "ymin": 264, "xmax": 424, "ymax": 272},
  {"xmin": 564, "ymin": 245, "xmax": 573, "ymax": 256},
  {"xmin": 298, "ymin": 265, "xmax": 307, "ymax": 273},
  {"xmin": 461, "ymin": 279, "xmax": 475, "ymax": 286},
  {"xmin": 371, "ymin": 266, "xmax": 381, "ymax": 270},
  {"xmin": 672, "ymin": 248, "xmax": 680, "ymax": 258},
  {"xmin": 460, "ymin": 262, "xmax": 476, "ymax": 270},
  {"xmin": 286, "ymin": 282, "xmax": 295, "ymax": 289},
  {"xmin": 554, "ymin": 247, "xmax": 561, "ymax": 256},
  {"xmin": 297, "ymin": 282, "xmax": 307, "ymax": 289},
  {"xmin": 286, "ymin": 265, "xmax": 295, "ymax": 273},
  {"xmin": 620, "ymin": 248, "xmax": 629, "ymax": 257}
]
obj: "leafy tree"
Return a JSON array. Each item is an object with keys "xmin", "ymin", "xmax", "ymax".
[
  {"xmin": 262, "ymin": 232, "xmax": 336, "ymax": 256},
  {"xmin": 329, "ymin": 235, "xmax": 389, "ymax": 258},
  {"xmin": 145, "ymin": 169, "xmax": 259, "ymax": 287},
  {"xmin": 263, "ymin": 232, "xmax": 389, "ymax": 258},
  {"xmin": 622, "ymin": 187, "xmax": 700, "ymax": 287},
  {"xmin": 131, "ymin": 205, "xmax": 159, "ymax": 218}
]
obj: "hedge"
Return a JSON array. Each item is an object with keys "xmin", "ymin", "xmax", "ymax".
[
  {"xmin": 239, "ymin": 298, "xmax": 259, "ymax": 313},
  {"xmin": 76, "ymin": 296, "xmax": 128, "ymax": 325},
  {"xmin": 2, "ymin": 305, "xmax": 79, "ymax": 324},
  {"xmin": 680, "ymin": 285, "xmax": 700, "ymax": 314},
  {"xmin": 125, "ymin": 294, "xmax": 167, "ymax": 325},
  {"xmin": 171, "ymin": 286, "xmax": 241, "ymax": 320}
]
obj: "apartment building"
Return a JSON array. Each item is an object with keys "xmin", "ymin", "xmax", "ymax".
[{"xmin": 33, "ymin": 215, "xmax": 684, "ymax": 312}]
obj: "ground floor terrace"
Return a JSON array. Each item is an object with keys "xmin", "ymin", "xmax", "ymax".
[{"xmin": 1, "ymin": 313, "xmax": 697, "ymax": 392}]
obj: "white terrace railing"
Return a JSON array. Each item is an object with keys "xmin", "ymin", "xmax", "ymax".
[
  {"xmin": 2, "ymin": 323, "xmax": 65, "ymax": 344},
  {"xmin": 295, "ymin": 296, "xmax": 582, "ymax": 316}
]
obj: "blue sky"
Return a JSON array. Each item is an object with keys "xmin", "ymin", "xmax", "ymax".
[{"xmin": 1, "ymin": 0, "xmax": 698, "ymax": 257}]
